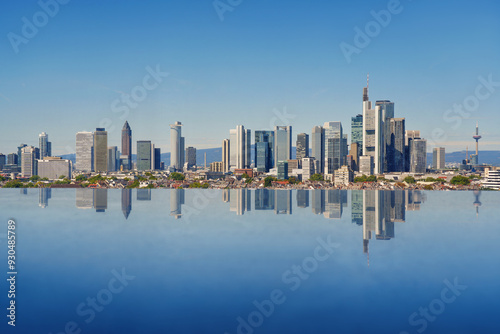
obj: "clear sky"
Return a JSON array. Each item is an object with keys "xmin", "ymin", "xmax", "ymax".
[{"xmin": 1, "ymin": 0, "xmax": 499, "ymax": 155}]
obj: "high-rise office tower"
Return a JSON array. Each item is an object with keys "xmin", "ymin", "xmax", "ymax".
[
  {"xmin": 7, "ymin": 153, "xmax": 17, "ymax": 165},
  {"xmin": 433, "ymin": 147, "xmax": 445, "ymax": 170},
  {"xmin": 296, "ymin": 133, "xmax": 309, "ymax": 161},
  {"xmin": 349, "ymin": 143, "xmax": 359, "ymax": 171},
  {"xmin": 39, "ymin": 132, "xmax": 51, "ymax": 159},
  {"xmin": 311, "ymin": 126, "xmax": 324, "ymax": 174},
  {"xmin": 17, "ymin": 144, "xmax": 27, "ymax": 166},
  {"xmin": 410, "ymin": 139, "xmax": 427, "ymax": 173},
  {"xmin": 255, "ymin": 130, "xmax": 274, "ymax": 172},
  {"xmin": 361, "ymin": 77, "xmax": 393, "ymax": 175},
  {"xmin": 376, "ymin": 100, "xmax": 395, "ymax": 173},
  {"xmin": 121, "ymin": 121, "xmax": 132, "ymax": 170},
  {"xmin": 76, "ymin": 132, "xmax": 94, "ymax": 172},
  {"xmin": 324, "ymin": 122, "xmax": 345, "ymax": 175},
  {"xmin": 274, "ymin": 126, "xmax": 292, "ymax": 165},
  {"xmin": 137, "ymin": 140, "xmax": 152, "ymax": 171},
  {"xmin": 186, "ymin": 147, "xmax": 196, "ymax": 169},
  {"xmin": 170, "ymin": 121, "xmax": 183, "ymax": 171},
  {"xmin": 387, "ymin": 118, "xmax": 406, "ymax": 172},
  {"xmin": 180, "ymin": 137, "xmax": 185, "ymax": 168},
  {"xmin": 21, "ymin": 146, "xmax": 37, "ymax": 177},
  {"xmin": 154, "ymin": 148, "xmax": 161, "ymax": 170},
  {"xmin": 405, "ymin": 130, "xmax": 420, "ymax": 172},
  {"xmin": 351, "ymin": 114, "xmax": 363, "ymax": 157},
  {"xmin": 93, "ymin": 128, "xmax": 108, "ymax": 172},
  {"xmin": 229, "ymin": 125, "xmax": 250, "ymax": 169},
  {"xmin": 222, "ymin": 139, "xmax": 230, "ymax": 173},
  {"xmin": 246, "ymin": 129, "xmax": 251, "ymax": 168},
  {"xmin": 107, "ymin": 146, "xmax": 118, "ymax": 172},
  {"xmin": 0, "ymin": 154, "xmax": 5, "ymax": 171}
]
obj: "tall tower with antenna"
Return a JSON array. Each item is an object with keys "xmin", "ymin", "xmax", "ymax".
[{"xmin": 472, "ymin": 121, "xmax": 482, "ymax": 165}]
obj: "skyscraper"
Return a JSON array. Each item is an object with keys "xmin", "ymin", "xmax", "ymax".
[
  {"xmin": 387, "ymin": 118, "xmax": 406, "ymax": 172},
  {"xmin": 405, "ymin": 130, "xmax": 420, "ymax": 172},
  {"xmin": 93, "ymin": 128, "xmax": 108, "ymax": 172},
  {"xmin": 222, "ymin": 139, "xmax": 230, "ymax": 173},
  {"xmin": 361, "ymin": 77, "xmax": 393, "ymax": 175},
  {"xmin": 137, "ymin": 140, "xmax": 152, "ymax": 171},
  {"xmin": 324, "ymin": 121, "xmax": 345, "ymax": 175},
  {"xmin": 410, "ymin": 139, "xmax": 427, "ymax": 173},
  {"xmin": 0, "ymin": 154, "xmax": 5, "ymax": 171},
  {"xmin": 154, "ymin": 147, "xmax": 161, "ymax": 170},
  {"xmin": 376, "ymin": 100, "xmax": 395, "ymax": 173},
  {"xmin": 433, "ymin": 147, "xmax": 445, "ymax": 170},
  {"xmin": 76, "ymin": 132, "xmax": 94, "ymax": 172},
  {"xmin": 255, "ymin": 130, "xmax": 274, "ymax": 172},
  {"xmin": 170, "ymin": 121, "xmax": 183, "ymax": 171},
  {"xmin": 296, "ymin": 133, "xmax": 309, "ymax": 161},
  {"xmin": 229, "ymin": 125, "xmax": 250, "ymax": 169},
  {"xmin": 186, "ymin": 147, "xmax": 196, "ymax": 169},
  {"xmin": 274, "ymin": 126, "xmax": 292, "ymax": 165},
  {"xmin": 21, "ymin": 146, "xmax": 37, "ymax": 177},
  {"xmin": 39, "ymin": 132, "xmax": 51, "ymax": 159},
  {"xmin": 311, "ymin": 126, "xmax": 324, "ymax": 174},
  {"xmin": 17, "ymin": 144, "xmax": 27, "ymax": 167},
  {"xmin": 351, "ymin": 114, "xmax": 363, "ymax": 156},
  {"xmin": 107, "ymin": 146, "xmax": 118, "ymax": 172},
  {"xmin": 121, "ymin": 121, "xmax": 132, "ymax": 170}
]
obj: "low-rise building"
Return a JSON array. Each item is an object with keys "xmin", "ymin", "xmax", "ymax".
[{"xmin": 38, "ymin": 157, "xmax": 72, "ymax": 180}]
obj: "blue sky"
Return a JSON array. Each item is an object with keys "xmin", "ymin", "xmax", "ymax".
[{"xmin": 1, "ymin": 0, "xmax": 499, "ymax": 155}]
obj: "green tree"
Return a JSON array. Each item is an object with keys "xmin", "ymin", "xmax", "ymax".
[
  {"xmin": 127, "ymin": 180, "xmax": 140, "ymax": 188},
  {"xmin": 75, "ymin": 175, "xmax": 87, "ymax": 182},
  {"xmin": 264, "ymin": 176, "xmax": 276, "ymax": 187},
  {"xmin": 59, "ymin": 175, "xmax": 66, "ymax": 179},
  {"xmin": 288, "ymin": 176, "xmax": 298, "ymax": 184},
  {"xmin": 88, "ymin": 174, "xmax": 104, "ymax": 184},
  {"xmin": 354, "ymin": 175, "xmax": 368, "ymax": 183},
  {"xmin": 367, "ymin": 175, "xmax": 377, "ymax": 182},
  {"xmin": 424, "ymin": 185, "xmax": 434, "ymax": 190},
  {"xmin": 169, "ymin": 172, "xmax": 185, "ymax": 181},
  {"xmin": 404, "ymin": 176, "xmax": 416, "ymax": 184},
  {"xmin": 3, "ymin": 180, "xmax": 23, "ymax": 188},
  {"xmin": 0, "ymin": 176, "xmax": 5, "ymax": 182},
  {"xmin": 309, "ymin": 174, "xmax": 324, "ymax": 181},
  {"xmin": 189, "ymin": 182, "xmax": 202, "ymax": 188},
  {"xmin": 450, "ymin": 175, "xmax": 470, "ymax": 185},
  {"xmin": 202, "ymin": 183, "xmax": 209, "ymax": 189},
  {"xmin": 146, "ymin": 183, "xmax": 155, "ymax": 189},
  {"xmin": 245, "ymin": 177, "xmax": 253, "ymax": 184},
  {"xmin": 241, "ymin": 173, "xmax": 250, "ymax": 179},
  {"xmin": 30, "ymin": 175, "xmax": 41, "ymax": 182}
]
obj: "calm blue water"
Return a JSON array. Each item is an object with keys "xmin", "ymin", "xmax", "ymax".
[{"xmin": 0, "ymin": 189, "xmax": 499, "ymax": 334}]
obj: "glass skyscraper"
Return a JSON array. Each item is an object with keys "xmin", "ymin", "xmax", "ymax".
[
  {"xmin": 324, "ymin": 122, "xmax": 344, "ymax": 175},
  {"xmin": 255, "ymin": 130, "xmax": 274, "ymax": 172},
  {"xmin": 93, "ymin": 128, "xmax": 108, "ymax": 172},
  {"xmin": 296, "ymin": 133, "xmax": 309, "ymax": 161},
  {"xmin": 311, "ymin": 126, "xmax": 324, "ymax": 174},
  {"xmin": 137, "ymin": 140, "xmax": 153, "ymax": 171},
  {"xmin": 39, "ymin": 132, "xmax": 51, "ymax": 159},
  {"xmin": 274, "ymin": 126, "xmax": 292, "ymax": 165}
]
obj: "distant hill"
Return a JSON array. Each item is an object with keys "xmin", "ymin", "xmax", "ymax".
[
  {"xmin": 61, "ymin": 149, "xmax": 500, "ymax": 168},
  {"xmin": 427, "ymin": 150, "xmax": 500, "ymax": 166}
]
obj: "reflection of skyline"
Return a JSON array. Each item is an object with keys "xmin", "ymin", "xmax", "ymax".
[
  {"xmin": 122, "ymin": 189, "xmax": 132, "ymax": 219},
  {"xmin": 170, "ymin": 188, "xmax": 185, "ymax": 219},
  {"xmin": 39, "ymin": 188, "xmax": 52, "ymax": 208}
]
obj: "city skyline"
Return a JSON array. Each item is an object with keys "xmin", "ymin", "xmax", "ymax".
[{"xmin": 1, "ymin": 2, "xmax": 499, "ymax": 155}]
